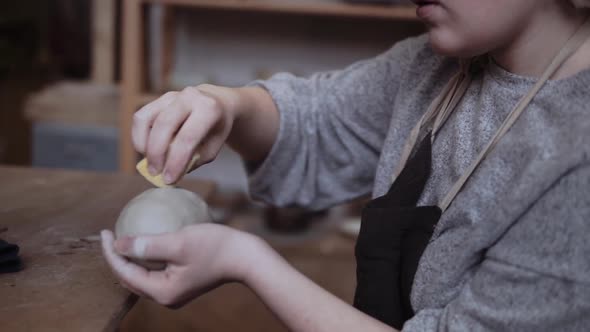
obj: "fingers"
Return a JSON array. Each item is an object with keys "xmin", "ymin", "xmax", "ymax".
[
  {"xmin": 145, "ymin": 87, "xmax": 223, "ymax": 177},
  {"xmin": 146, "ymin": 100, "xmax": 191, "ymax": 174},
  {"xmin": 134, "ymin": 86, "xmax": 228, "ymax": 180},
  {"xmin": 132, "ymin": 92, "xmax": 177, "ymax": 155},
  {"xmin": 163, "ymin": 106, "xmax": 221, "ymax": 183},
  {"xmin": 100, "ymin": 230, "xmax": 171, "ymax": 300},
  {"xmin": 113, "ymin": 232, "xmax": 184, "ymax": 263}
]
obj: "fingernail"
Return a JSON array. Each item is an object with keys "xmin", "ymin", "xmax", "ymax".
[
  {"xmin": 132, "ymin": 237, "xmax": 148, "ymax": 258},
  {"xmin": 163, "ymin": 172, "xmax": 173, "ymax": 184},
  {"xmin": 100, "ymin": 230, "xmax": 108, "ymax": 242},
  {"xmin": 148, "ymin": 165, "xmax": 158, "ymax": 176}
]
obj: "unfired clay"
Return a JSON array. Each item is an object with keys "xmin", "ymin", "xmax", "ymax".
[{"xmin": 115, "ymin": 188, "xmax": 212, "ymax": 270}]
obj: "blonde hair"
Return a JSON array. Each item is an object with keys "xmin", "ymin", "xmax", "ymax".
[{"xmin": 571, "ymin": 0, "xmax": 590, "ymax": 8}]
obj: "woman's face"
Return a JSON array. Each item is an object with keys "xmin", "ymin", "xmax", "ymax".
[{"xmin": 413, "ymin": 0, "xmax": 541, "ymax": 57}]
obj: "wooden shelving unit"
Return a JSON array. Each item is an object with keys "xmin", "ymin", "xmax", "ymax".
[
  {"xmin": 145, "ymin": 0, "xmax": 417, "ymax": 20},
  {"xmin": 120, "ymin": 0, "xmax": 418, "ymax": 173}
]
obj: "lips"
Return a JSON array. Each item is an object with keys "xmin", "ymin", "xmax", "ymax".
[
  {"xmin": 411, "ymin": 0, "xmax": 441, "ymax": 20},
  {"xmin": 411, "ymin": 0, "xmax": 440, "ymax": 5}
]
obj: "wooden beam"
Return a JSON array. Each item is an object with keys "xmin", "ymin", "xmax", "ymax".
[
  {"xmin": 120, "ymin": 0, "xmax": 143, "ymax": 173},
  {"xmin": 146, "ymin": 5, "xmax": 176, "ymax": 92},
  {"xmin": 142, "ymin": 0, "xmax": 418, "ymax": 21},
  {"xmin": 92, "ymin": 0, "xmax": 116, "ymax": 83},
  {"xmin": 160, "ymin": 7, "xmax": 176, "ymax": 90}
]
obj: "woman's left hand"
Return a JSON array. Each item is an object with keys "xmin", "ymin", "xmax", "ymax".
[
  {"xmin": 100, "ymin": 223, "xmax": 260, "ymax": 308},
  {"xmin": 102, "ymin": 223, "xmax": 396, "ymax": 332}
]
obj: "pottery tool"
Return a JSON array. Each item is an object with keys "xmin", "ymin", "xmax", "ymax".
[{"xmin": 136, "ymin": 154, "xmax": 200, "ymax": 188}]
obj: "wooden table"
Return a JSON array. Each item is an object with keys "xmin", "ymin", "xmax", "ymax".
[
  {"xmin": 0, "ymin": 167, "xmax": 215, "ymax": 332},
  {"xmin": 0, "ymin": 166, "xmax": 358, "ymax": 331}
]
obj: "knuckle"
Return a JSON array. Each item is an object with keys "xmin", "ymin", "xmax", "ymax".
[
  {"xmin": 191, "ymin": 93, "xmax": 218, "ymax": 111},
  {"xmin": 163, "ymin": 91, "xmax": 178, "ymax": 99},
  {"xmin": 157, "ymin": 112, "xmax": 180, "ymax": 127},
  {"xmin": 133, "ymin": 111, "xmax": 148, "ymax": 123},
  {"xmin": 202, "ymin": 95, "xmax": 218, "ymax": 108},
  {"xmin": 181, "ymin": 88, "xmax": 221, "ymax": 115},
  {"xmin": 204, "ymin": 97, "xmax": 221, "ymax": 113},
  {"xmin": 179, "ymin": 87, "xmax": 200, "ymax": 103},
  {"xmin": 181, "ymin": 86, "xmax": 197, "ymax": 95}
]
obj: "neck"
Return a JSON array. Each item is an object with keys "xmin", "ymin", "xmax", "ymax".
[{"xmin": 491, "ymin": 7, "xmax": 589, "ymax": 78}]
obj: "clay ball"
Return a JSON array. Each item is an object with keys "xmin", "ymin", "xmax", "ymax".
[{"xmin": 115, "ymin": 188, "xmax": 212, "ymax": 270}]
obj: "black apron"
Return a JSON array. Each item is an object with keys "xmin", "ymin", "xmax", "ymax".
[
  {"xmin": 354, "ymin": 132, "xmax": 440, "ymax": 329},
  {"xmin": 352, "ymin": 17, "xmax": 590, "ymax": 330}
]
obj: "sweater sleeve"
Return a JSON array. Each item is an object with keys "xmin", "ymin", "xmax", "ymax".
[
  {"xmin": 403, "ymin": 163, "xmax": 590, "ymax": 331},
  {"xmin": 247, "ymin": 36, "xmax": 427, "ymax": 210}
]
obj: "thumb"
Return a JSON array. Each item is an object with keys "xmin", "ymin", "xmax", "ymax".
[{"xmin": 114, "ymin": 232, "xmax": 183, "ymax": 263}]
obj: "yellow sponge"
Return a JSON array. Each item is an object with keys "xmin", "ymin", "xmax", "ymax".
[{"xmin": 136, "ymin": 154, "xmax": 200, "ymax": 188}]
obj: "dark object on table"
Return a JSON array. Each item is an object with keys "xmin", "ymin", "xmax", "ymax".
[
  {"xmin": 264, "ymin": 207, "xmax": 329, "ymax": 233},
  {"xmin": 0, "ymin": 239, "xmax": 23, "ymax": 273}
]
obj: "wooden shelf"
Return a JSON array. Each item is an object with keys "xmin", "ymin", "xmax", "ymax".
[
  {"xmin": 143, "ymin": 0, "xmax": 418, "ymax": 20},
  {"xmin": 120, "ymin": 0, "xmax": 419, "ymax": 172}
]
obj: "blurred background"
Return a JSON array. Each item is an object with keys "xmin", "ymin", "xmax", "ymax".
[{"xmin": 1, "ymin": 0, "xmax": 423, "ymax": 330}]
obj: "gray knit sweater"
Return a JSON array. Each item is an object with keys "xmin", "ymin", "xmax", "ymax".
[{"xmin": 249, "ymin": 35, "xmax": 590, "ymax": 331}]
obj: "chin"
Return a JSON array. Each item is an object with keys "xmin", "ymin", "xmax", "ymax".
[{"xmin": 427, "ymin": 29, "xmax": 483, "ymax": 58}]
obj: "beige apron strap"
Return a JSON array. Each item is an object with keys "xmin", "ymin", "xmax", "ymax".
[
  {"xmin": 391, "ymin": 60, "xmax": 472, "ymax": 183},
  {"xmin": 431, "ymin": 68, "xmax": 472, "ymax": 137},
  {"xmin": 439, "ymin": 17, "xmax": 590, "ymax": 213}
]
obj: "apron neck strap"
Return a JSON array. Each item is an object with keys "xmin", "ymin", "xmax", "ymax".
[
  {"xmin": 390, "ymin": 59, "xmax": 474, "ymax": 184},
  {"xmin": 390, "ymin": 16, "xmax": 590, "ymax": 210},
  {"xmin": 439, "ymin": 16, "xmax": 590, "ymax": 212}
]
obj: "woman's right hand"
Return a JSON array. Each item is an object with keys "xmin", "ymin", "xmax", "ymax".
[{"xmin": 133, "ymin": 84, "xmax": 240, "ymax": 185}]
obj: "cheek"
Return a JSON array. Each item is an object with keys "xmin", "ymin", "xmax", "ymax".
[
  {"xmin": 427, "ymin": 12, "xmax": 515, "ymax": 57},
  {"xmin": 427, "ymin": 0, "xmax": 532, "ymax": 57}
]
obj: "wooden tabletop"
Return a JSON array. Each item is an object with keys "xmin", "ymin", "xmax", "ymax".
[{"xmin": 0, "ymin": 167, "xmax": 215, "ymax": 332}]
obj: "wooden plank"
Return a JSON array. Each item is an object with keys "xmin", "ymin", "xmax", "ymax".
[
  {"xmin": 0, "ymin": 167, "xmax": 215, "ymax": 332},
  {"xmin": 24, "ymin": 81, "xmax": 119, "ymax": 127},
  {"xmin": 143, "ymin": 0, "xmax": 418, "ymax": 20},
  {"xmin": 146, "ymin": 5, "xmax": 177, "ymax": 93},
  {"xmin": 160, "ymin": 6, "xmax": 177, "ymax": 90},
  {"xmin": 92, "ymin": 0, "xmax": 116, "ymax": 83},
  {"xmin": 120, "ymin": 0, "xmax": 144, "ymax": 173}
]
